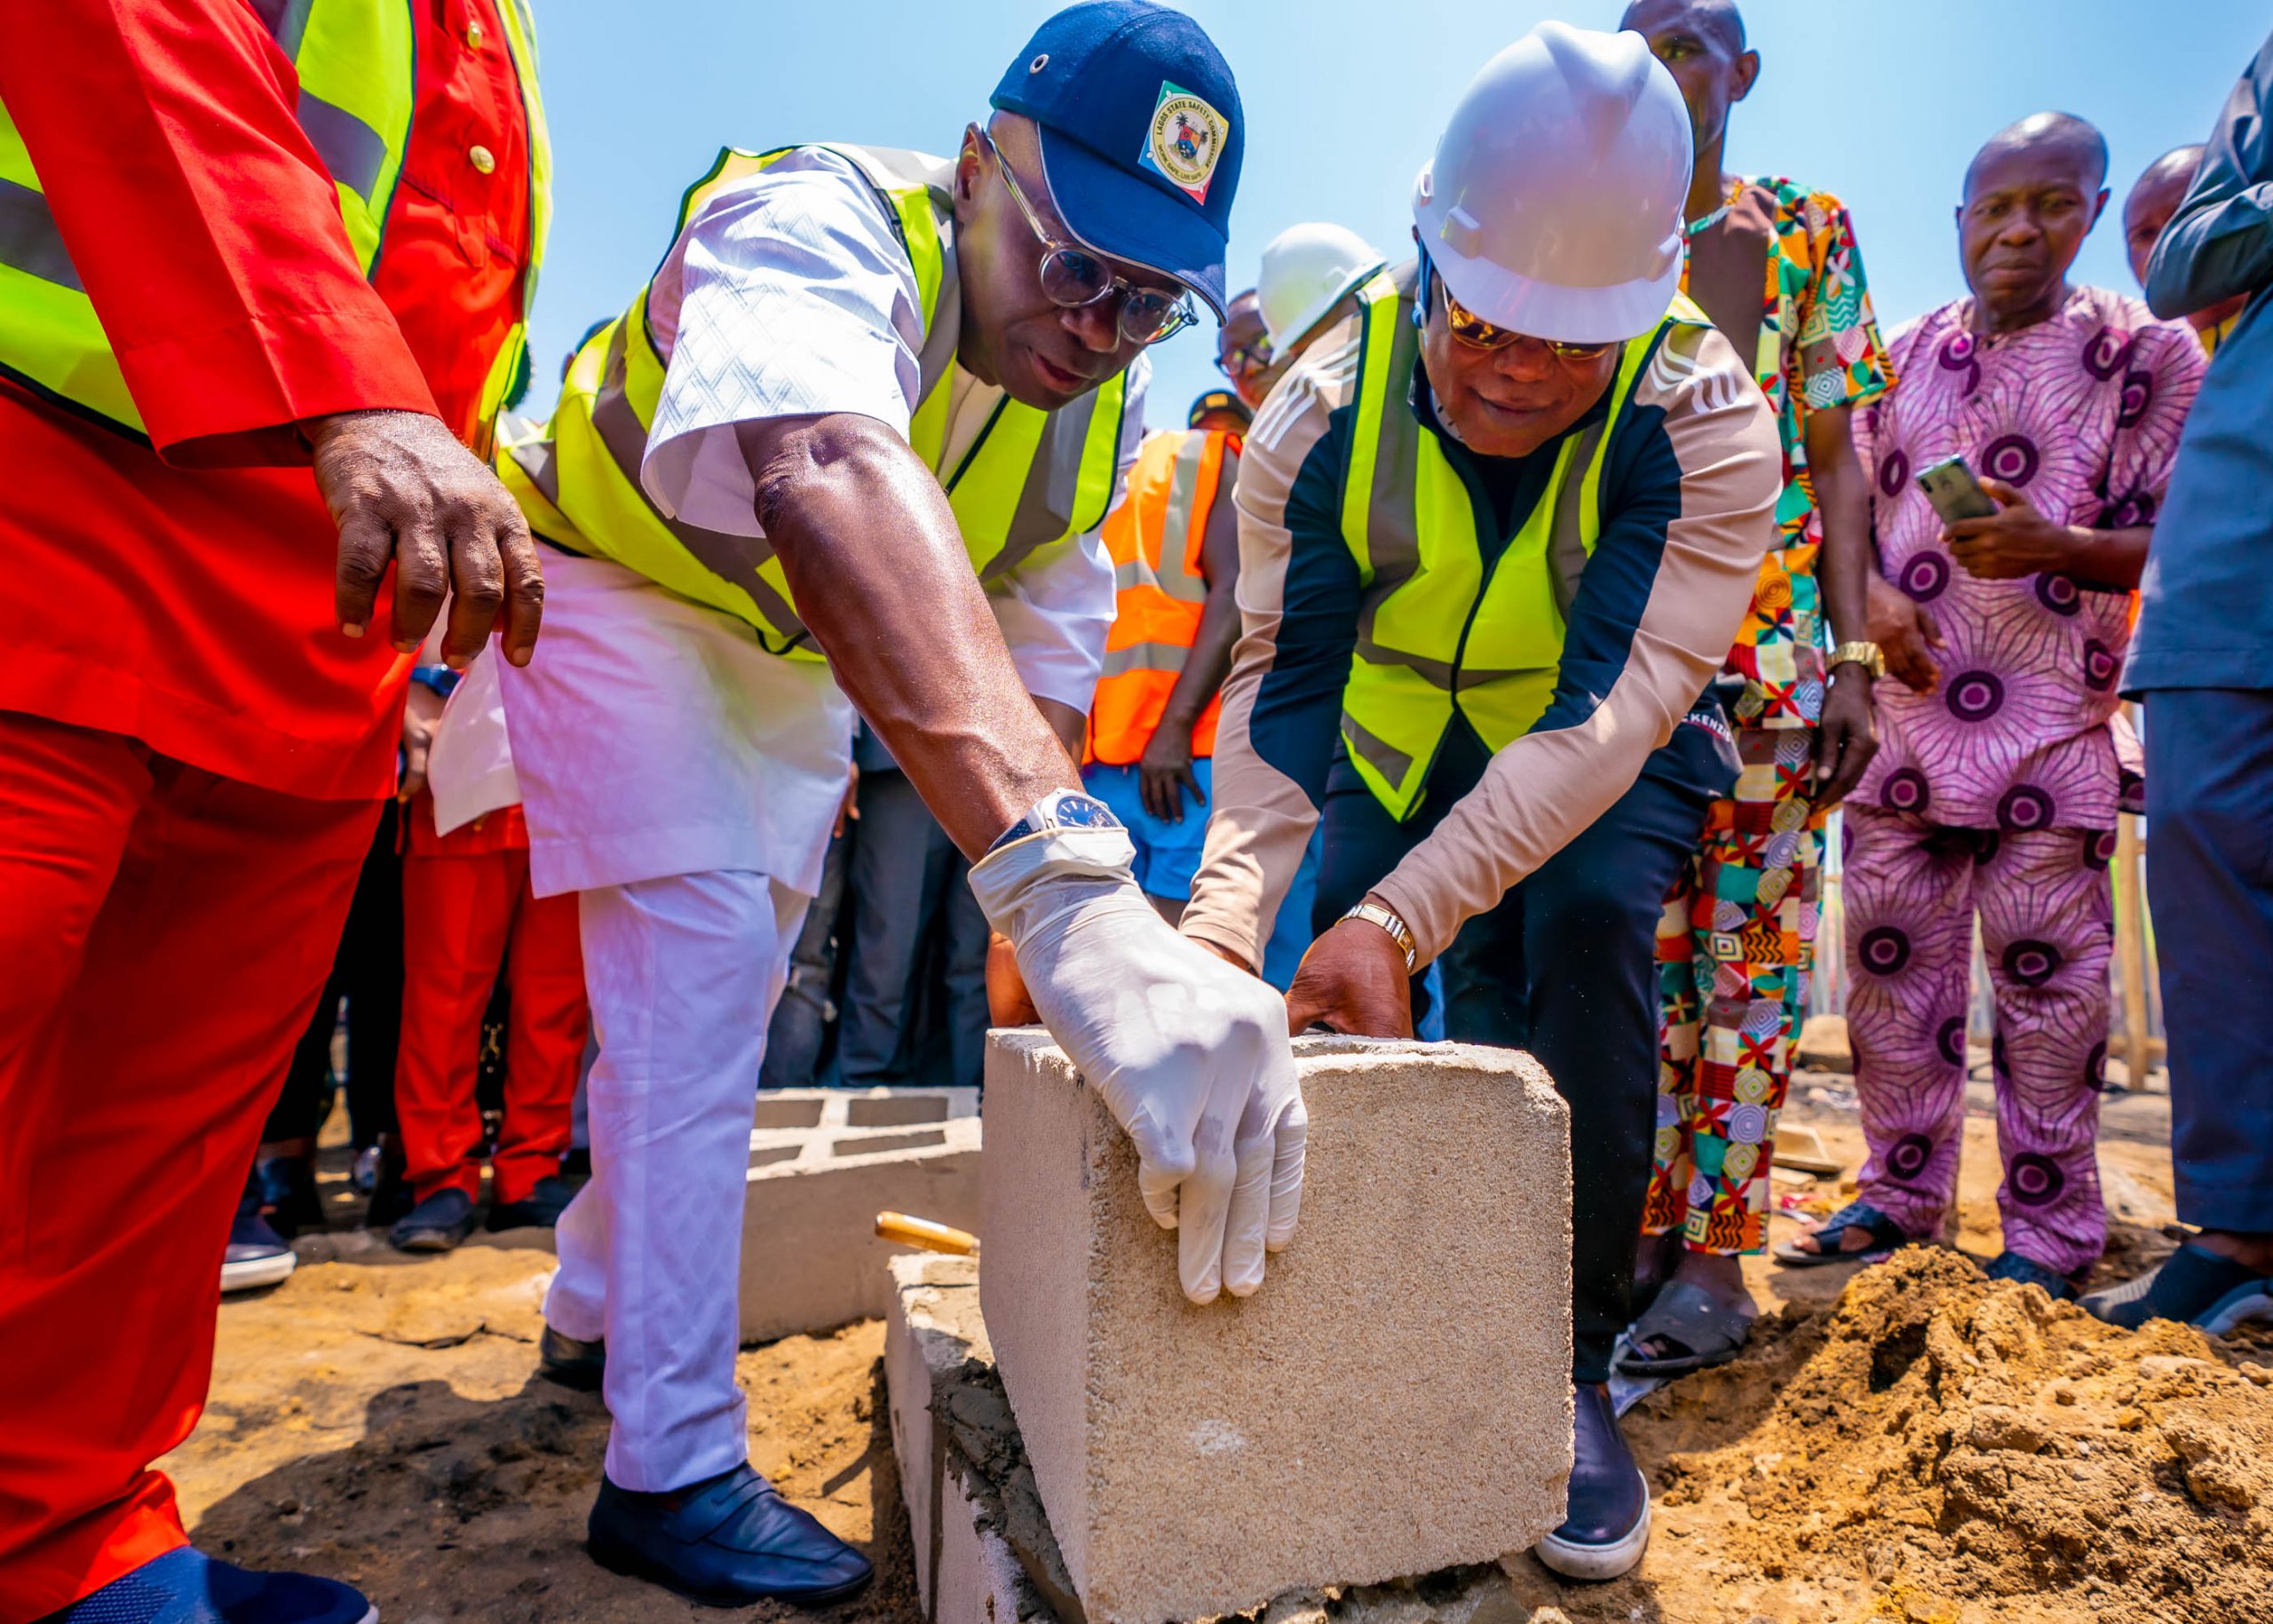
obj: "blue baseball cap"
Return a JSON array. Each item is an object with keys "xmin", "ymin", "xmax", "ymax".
[{"xmin": 990, "ymin": 2, "xmax": 1243, "ymax": 321}]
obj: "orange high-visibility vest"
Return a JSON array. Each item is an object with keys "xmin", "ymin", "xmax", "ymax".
[{"xmin": 1089, "ymin": 428, "xmax": 1236, "ymax": 765}]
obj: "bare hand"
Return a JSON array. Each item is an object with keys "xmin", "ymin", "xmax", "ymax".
[
  {"xmin": 1137, "ymin": 725, "xmax": 1202, "ymax": 823},
  {"xmin": 1866, "ymin": 572, "xmax": 1944, "ymax": 694},
  {"xmin": 1813, "ymin": 669, "xmax": 1878, "ymax": 807},
  {"xmin": 1945, "ymin": 477, "xmax": 2081, "ymax": 581},
  {"xmin": 1284, "ymin": 913, "xmax": 1413, "ymax": 1038},
  {"xmin": 986, "ymin": 931, "xmax": 1041, "ymax": 1026},
  {"xmin": 309, "ymin": 408, "xmax": 544, "ymax": 670},
  {"xmin": 397, "ymin": 679, "xmax": 447, "ymax": 803},
  {"xmin": 835, "ymin": 764, "xmax": 860, "ymax": 839}
]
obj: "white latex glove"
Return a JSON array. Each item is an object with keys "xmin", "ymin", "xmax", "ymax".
[{"xmin": 970, "ymin": 825, "xmax": 1307, "ymax": 1303}]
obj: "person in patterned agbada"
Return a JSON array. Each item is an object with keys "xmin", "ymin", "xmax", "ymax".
[
  {"xmin": 1619, "ymin": 0, "xmax": 1894, "ymax": 1374},
  {"xmin": 1782, "ymin": 114, "xmax": 2206, "ymax": 1295}
]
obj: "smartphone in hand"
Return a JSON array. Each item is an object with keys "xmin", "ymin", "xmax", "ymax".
[{"xmin": 1917, "ymin": 455, "xmax": 1999, "ymax": 525}]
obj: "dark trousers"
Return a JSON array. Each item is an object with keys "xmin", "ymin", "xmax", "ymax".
[
  {"xmin": 760, "ymin": 825, "xmax": 850, "ymax": 1090},
  {"xmin": 264, "ymin": 801, "xmax": 403, "ymax": 1146},
  {"xmin": 2143, "ymin": 686, "xmax": 2273, "ymax": 1233},
  {"xmin": 836, "ymin": 767, "xmax": 990, "ymax": 1089},
  {"xmin": 1317, "ymin": 716, "xmax": 1734, "ymax": 1382}
]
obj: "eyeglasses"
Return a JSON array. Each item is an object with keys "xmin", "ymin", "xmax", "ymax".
[
  {"xmin": 981, "ymin": 130, "xmax": 1198, "ymax": 347},
  {"xmin": 1215, "ymin": 340, "xmax": 1273, "ymax": 379},
  {"xmin": 1437, "ymin": 276, "xmax": 1616, "ymax": 361}
]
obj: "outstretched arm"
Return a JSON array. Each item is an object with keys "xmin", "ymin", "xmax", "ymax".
[
  {"xmin": 738, "ymin": 413, "xmax": 1073, "ymax": 856},
  {"xmin": 2146, "ymin": 31, "xmax": 2273, "ymax": 319},
  {"xmin": 739, "ymin": 409, "xmax": 1305, "ymax": 1305}
]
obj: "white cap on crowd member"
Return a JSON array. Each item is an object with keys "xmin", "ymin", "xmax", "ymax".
[
  {"xmin": 1255, "ymin": 222, "xmax": 1386, "ymax": 355},
  {"xmin": 1412, "ymin": 21, "xmax": 1691, "ymax": 344}
]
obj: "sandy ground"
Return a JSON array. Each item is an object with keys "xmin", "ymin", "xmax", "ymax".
[{"xmin": 169, "ymin": 1076, "xmax": 2269, "ymax": 1624}]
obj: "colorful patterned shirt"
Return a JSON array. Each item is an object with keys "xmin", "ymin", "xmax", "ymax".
[
  {"xmin": 1680, "ymin": 177, "xmax": 1895, "ymax": 730},
  {"xmin": 1852, "ymin": 287, "xmax": 2205, "ymax": 830}
]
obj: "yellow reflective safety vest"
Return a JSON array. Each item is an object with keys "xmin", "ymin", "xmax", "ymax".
[
  {"xmin": 1337, "ymin": 265, "xmax": 1714, "ymax": 820},
  {"xmin": 1089, "ymin": 426, "xmax": 1232, "ymax": 765},
  {"xmin": 498, "ymin": 144, "xmax": 1129, "ymax": 661},
  {"xmin": 0, "ymin": 0, "xmax": 550, "ymax": 443}
]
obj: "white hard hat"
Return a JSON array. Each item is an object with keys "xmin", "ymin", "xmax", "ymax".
[
  {"xmin": 1256, "ymin": 222, "xmax": 1387, "ymax": 355},
  {"xmin": 1412, "ymin": 21, "xmax": 1692, "ymax": 345}
]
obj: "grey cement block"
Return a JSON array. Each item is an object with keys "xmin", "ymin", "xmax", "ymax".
[
  {"xmin": 981, "ymin": 1033, "xmax": 1573, "ymax": 1624},
  {"xmin": 737, "ymin": 1114, "xmax": 979, "ymax": 1344},
  {"xmin": 884, "ymin": 1254, "xmax": 1060, "ymax": 1624}
]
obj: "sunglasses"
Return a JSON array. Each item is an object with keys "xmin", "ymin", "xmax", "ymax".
[
  {"xmin": 981, "ymin": 130, "xmax": 1198, "ymax": 348},
  {"xmin": 1215, "ymin": 340, "xmax": 1273, "ymax": 378},
  {"xmin": 1437, "ymin": 276, "xmax": 1616, "ymax": 361}
]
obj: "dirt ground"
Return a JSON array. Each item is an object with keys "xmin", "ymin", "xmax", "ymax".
[{"xmin": 170, "ymin": 1083, "xmax": 2271, "ymax": 1624}]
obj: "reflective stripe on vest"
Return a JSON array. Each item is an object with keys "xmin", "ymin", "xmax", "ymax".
[
  {"xmin": 1089, "ymin": 427, "xmax": 1227, "ymax": 764},
  {"xmin": 514, "ymin": 142, "xmax": 1129, "ymax": 659},
  {"xmin": 1337, "ymin": 264, "xmax": 1705, "ymax": 820},
  {"xmin": 0, "ymin": 0, "xmax": 549, "ymax": 444}
]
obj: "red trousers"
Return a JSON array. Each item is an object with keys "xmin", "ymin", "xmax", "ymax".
[
  {"xmin": 0, "ymin": 714, "xmax": 376, "ymax": 1619},
  {"xmin": 395, "ymin": 837, "xmax": 587, "ymax": 1205}
]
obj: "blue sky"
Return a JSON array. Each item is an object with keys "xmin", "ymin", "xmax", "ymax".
[{"xmin": 522, "ymin": 1, "xmax": 2269, "ymax": 428}]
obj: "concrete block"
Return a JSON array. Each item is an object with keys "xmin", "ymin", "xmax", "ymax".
[
  {"xmin": 737, "ymin": 1105, "xmax": 980, "ymax": 1345},
  {"xmin": 982, "ymin": 1033, "xmax": 1573, "ymax": 1624},
  {"xmin": 885, "ymin": 1254, "xmax": 1062, "ymax": 1624},
  {"xmin": 750, "ymin": 1086, "xmax": 979, "ymax": 1153}
]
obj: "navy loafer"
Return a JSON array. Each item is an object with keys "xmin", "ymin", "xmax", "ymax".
[
  {"xmin": 387, "ymin": 1188, "xmax": 476, "ymax": 1254},
  {"xmin": 1532, "ymin": 1382, "xmax": 1651, "ymax": 1580},
  {"xmin": 43, "ymin": 1547, "xmax": 375, "ymax": 1623},
  {"xmin": 587, "ymin": 1462, "xmax": 873, "ymax": 1607},
  {"xmin": 487, "ymin": 1174, "xmax": 576, "ymax": 1232},
  {"xmin": 538, "ymin": 1324, "xmax": 606, "ymax": 1391}
]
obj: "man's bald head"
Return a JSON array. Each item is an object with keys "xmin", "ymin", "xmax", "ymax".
[
  {"xmin": 1956, "ymin": 112, "xmax": 2111, "ymax": 330},
  {"xmin": 1964, "ymin": 111, "xmax": 2109, "ymax": 202},
  {"xmin": 2123, "ymin": 145, "xmax": 2205, "ymax": 277},
  {"xmin": 1620, "ymin": 0, "xmax": 1746, "ymax": 54}
]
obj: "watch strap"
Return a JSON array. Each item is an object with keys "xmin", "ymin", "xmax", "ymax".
[
  {"xmin": 1829, "ymin": 640, "xmax": 1884, "ymax": 679},
  {"xmin": 1344, "ymin": 900, "xmax": 1418, "ymax": 972},
  {"xmin": 987, "ymin": 789, "xmax": 1123, "ymax": 854}
]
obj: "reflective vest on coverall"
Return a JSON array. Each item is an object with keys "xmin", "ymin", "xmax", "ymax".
[
  {"xmin": 0, "ymin": 0, "xmax": 553, "ymax": 447},
  {"xmin": 1089, "ymin": 426, "xmax": 1232, "ymax": 765},
  {"xmin": 497, "ymin": 144, "xmax": 1129, "ymax": 660},
  {"xmin": 1338, "ymin": 265, "xmax": 1715, "ymax": 820}
]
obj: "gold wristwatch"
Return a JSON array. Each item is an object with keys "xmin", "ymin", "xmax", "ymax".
[
  {"xmin": 1829, "ymin": 640, "xmax": 1884, "ymax": 679},
  {"xmin": 1343, "ymin": 900, "xmax": 1418, "ymax": 972}
]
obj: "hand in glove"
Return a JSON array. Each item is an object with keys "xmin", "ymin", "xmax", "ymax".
[{"xmin": 969, "ymin": 823, "xmax": 1307, "ymax": 1303}]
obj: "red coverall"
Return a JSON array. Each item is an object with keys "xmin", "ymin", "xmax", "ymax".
[
  {"xmin": 0, "ymin": 4, "xmax": 534, "ymax": 1613},
  {"xmin": 396, "ymin": 796, "xmax": 588, "ymax": 1206}
]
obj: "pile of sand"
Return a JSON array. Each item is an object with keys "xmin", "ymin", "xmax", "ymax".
[{"xmin": 1647, "ymin": 1249, "xmax": 2273, "ymax": 1623}]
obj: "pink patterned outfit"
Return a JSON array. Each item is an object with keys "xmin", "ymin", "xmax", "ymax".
[{"xmin": 1847, "ymin": 288, "xmax": 2202, "ymax": 1274}]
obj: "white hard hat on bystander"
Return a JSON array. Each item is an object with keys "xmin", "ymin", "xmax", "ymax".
[{"xmin": 1255, "ymin": 222, "xmax": 1386, "ymax": 355}]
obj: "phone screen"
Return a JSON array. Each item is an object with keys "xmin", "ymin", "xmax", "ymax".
[{"xmin": 1917, "ymin": 456, "xmax": 1998, "ymax": 525}]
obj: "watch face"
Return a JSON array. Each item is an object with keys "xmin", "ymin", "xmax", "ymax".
[{"xmin": 1049, "ymin": 793, "xmax": 1116, "ymax": 829}]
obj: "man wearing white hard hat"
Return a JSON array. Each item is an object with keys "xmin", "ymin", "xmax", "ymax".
[
  {"xmin": 1185, "ymin": 23, "xmax": 1780, "ymax": 1579},
  {"xmin": 1256, "ymin": 221, "xmax": 1388, "ymax": 376}
]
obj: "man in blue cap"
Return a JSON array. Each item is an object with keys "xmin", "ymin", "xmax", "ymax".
[{"xmin": 426, "ymin": 4, "xmax": 1305, "ymax": 1605}]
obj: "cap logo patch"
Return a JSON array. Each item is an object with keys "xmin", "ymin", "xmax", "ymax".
[{"xmin": 1138, "ymin": 81, "xmax": 1228, "ymax": 204}]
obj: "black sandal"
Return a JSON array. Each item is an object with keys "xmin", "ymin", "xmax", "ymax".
[
  {"xmin": 1616, "ymin": 1280, "xmax": 1757, "ymax": 1375},
  {"xmin": 1773, "ymin": 1200, "xmax": 1909, "ymax": 1267}
]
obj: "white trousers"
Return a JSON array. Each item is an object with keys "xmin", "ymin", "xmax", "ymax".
[{"xmin": 545, "ymin": 868, "xmax": 809, "ymax": 1491}]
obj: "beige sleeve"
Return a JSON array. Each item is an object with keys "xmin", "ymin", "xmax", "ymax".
[
  {"xmin": 1371, "ymin": 324, "xmax": 1783, "ymax": 965},
  {"xmin": 1180, "ymin": 321, "xmax": 1366, "ymax": 968}
]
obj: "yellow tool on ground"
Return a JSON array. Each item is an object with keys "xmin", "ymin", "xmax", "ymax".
[
  {"xmin": 1771, "ymin": 1122, "xmax": 1844, "ymax": 1177},
  {"xmin": 875, "ymin": 1210, "xmax": 981, "ymax": 1256}
]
